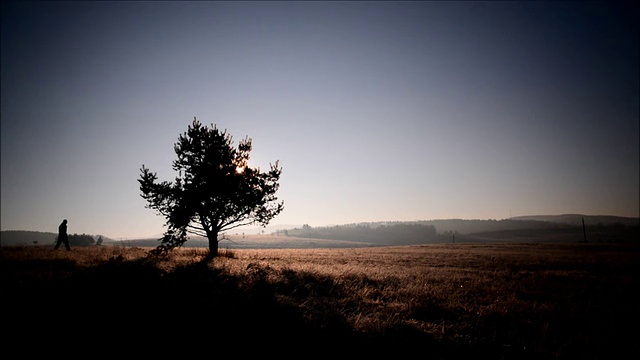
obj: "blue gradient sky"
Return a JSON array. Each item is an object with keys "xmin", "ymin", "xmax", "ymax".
[{"xmin": 2, "ymin": 1, "xmax": 638, "ymax": 239}]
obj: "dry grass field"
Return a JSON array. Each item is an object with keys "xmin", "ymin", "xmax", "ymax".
[{"xmin": 2, "ymin": 242, "xmax": 638, "ymax": 358}]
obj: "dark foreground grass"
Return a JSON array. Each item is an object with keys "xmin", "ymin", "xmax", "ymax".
[{"xmin": 1, "ymin": 242, "xmax": 638, "ymax": 358}]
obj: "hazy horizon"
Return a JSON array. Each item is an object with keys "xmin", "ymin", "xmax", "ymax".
[
  {"xmin": 2, "ymin": 1, "xmax": 638, "ymax": 239},
  {"xmin": 2, "ymin": 214, "xmax": 640, "ymax": 241}
]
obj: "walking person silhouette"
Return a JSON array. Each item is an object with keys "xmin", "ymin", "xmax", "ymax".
[{"xmin": 54, "ymin": 219, "xmax": 71, "ymax": 250}]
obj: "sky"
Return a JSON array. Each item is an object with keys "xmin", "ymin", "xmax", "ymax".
[{"xmin": 2, "ymin": 1, "xmax": 638, "ymax": 239}]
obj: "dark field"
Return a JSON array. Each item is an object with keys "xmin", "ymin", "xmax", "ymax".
[{"xmin": 2, "ymin": 242, "xmax": 638, "ymax": 358}]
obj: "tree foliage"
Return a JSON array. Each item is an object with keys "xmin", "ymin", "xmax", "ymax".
[
  {"xmin": 66, "ymin": 233, "xmax": 96, "ymax": 247},
  {"xmin": 138, "ymin": 117, "xmax": 284, "ymax": 257}
]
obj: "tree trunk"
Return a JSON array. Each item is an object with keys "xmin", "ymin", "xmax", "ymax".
[{"xmin": 207, "ymin": 230, "xmax": 219, "ymax": 258}]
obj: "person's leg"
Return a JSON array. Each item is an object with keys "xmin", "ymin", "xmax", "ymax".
[
  {"xmin": 54, "ymin": 238, "xmax": 61, "ymax": 249},
  {"xmin": 65, "ymin": 240, "xmax": 71, "ymax": 251}
]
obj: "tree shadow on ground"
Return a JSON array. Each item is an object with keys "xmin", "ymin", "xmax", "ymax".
[{"xmin": 3, "ymin": 254, "xmax": 540, "ymax": 358}]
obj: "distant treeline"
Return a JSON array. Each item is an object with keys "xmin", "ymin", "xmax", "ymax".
[
  {"xmin": 1, "ymin": 231, "xmax": 105, "ymax": 247},
  {"xmin": 279, "ymin": 217, "xmax": 640, "ymax": 246},
  {"xmin": 509, "ymin": 214, "xmax": 639, "ymax": 227},
  {"xmin": 282, "ymin": 223, "xmax": 439, "ymax": 245},
  {"xmin": 280, "ymin": 219, "xmax": 570, "ymax": 241},
  {"xmin": 415, "ymin": 219, "xmax": 572, "ymax": 235}
]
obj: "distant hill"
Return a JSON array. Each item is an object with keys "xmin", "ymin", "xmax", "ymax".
[
  {"xmin": 415, "ymin": 219, "xmax": 570, "ymax": 235},
  {"xmin": 3, "ymin": 214, "xmax": 637, "ymax": 248},
  {"xmin": 283, "ymin": 219, "xmax": 572, "ymax": 237},
  {"xmin": 461, "ymin": 224, "xmax": 639, "ymax": 244},
  {"xmin": 1, "ymin": 231, "xmax": 58, "ymax": 246},
  {"xmin": 508, "ymin": 214, "xmax": 639, "ymax": 226},
  {"xmin": 0, "ymin": 230, "xmax": 112, "ymax": 247},
  {"xmin": 281, "ymin": 215, "xmax": 639, "ymax": 246}
]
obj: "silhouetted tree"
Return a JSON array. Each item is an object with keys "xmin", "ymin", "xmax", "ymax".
[
  {"xmin": 96, "ymin": 236, "xmax": 103, "ymax": 246},
  {"xmin": 138, "ymin": 117, "xmax": 284, "ymax": 257}
]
